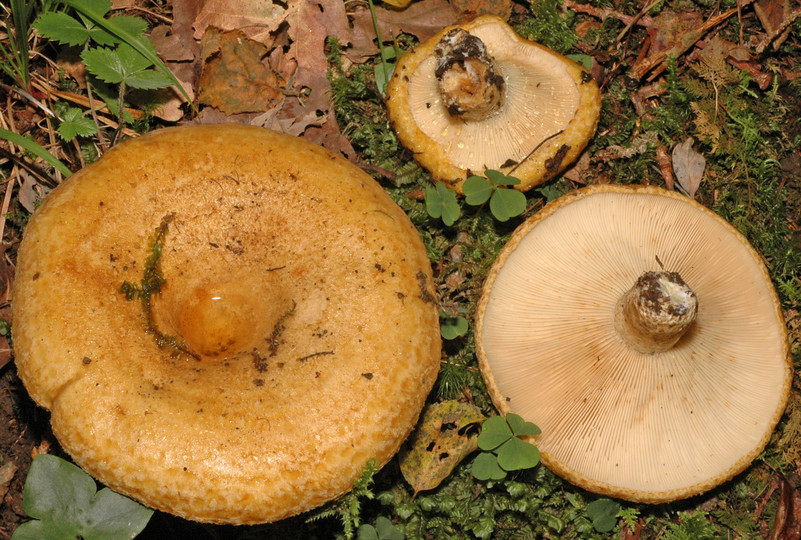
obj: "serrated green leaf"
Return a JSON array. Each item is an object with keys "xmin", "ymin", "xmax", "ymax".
[
  {"xmin": 125, "ymin": 68, "xmax": 174, "ymax": 90},
  {"xmin": 82, "ymin": 15, "xmax": 149, "ymax": 47},
  {"xmin": 63, "ymin": 0, "xmax": 195, "ymax": 113},
  {"xmin": 81, "ymin": 42, "xmax": 170, "ymax": 89},
  {"xmin": 506, "ymin": 413, "xmax": 541, "ymax": 437},
  {"xmin": 489, "ymin": 188, "xmax": 527, "ymax": 222},
  {"xmin": 81, "ymin": 47, "xmax": 126, "ymax": 84},
  {"xmin": 440, "ymin": 315, "xmax": 468, "ymax": 340},
  {"xmin": 463, "ymin": 175, "xmax": 492, "ymax": 205},
  {"xmin": 496, "ymin": 436, "xmax": 540, "ymax": 471},
  {"xmin": 33, "ymin": 12, "xmax": 90, "ymax": 47},
  {"xmin": 14, "ymin": 454, "xmax": 153, "ymax": 540},
  {"xmin": 58, "ymin": 108, "xmax": 98, "ymax": 141},
  {"xmin": 586, "ymin": 498, "xmax": 621, "ymax": 533},
  {"xmin": 471, "ymin": 452, "xmax": 506, "ymax": 481},
  {"xmin": 477, "ymin": 415, "xmax": 512, "ymax": 451}
]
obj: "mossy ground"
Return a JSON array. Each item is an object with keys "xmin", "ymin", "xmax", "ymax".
[{"xmin": 1, "ymin": 0, "xmax": 800, "ymax": 538}]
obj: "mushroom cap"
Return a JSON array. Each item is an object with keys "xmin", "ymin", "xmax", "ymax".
[
  {"xmin": 386, "ymin": 14, "xmax": 601, "ymax": 193},
  {"xmin": 12, "ymin": 125, "xmax": 441, "ymax": 524},
  {"xmin": 475, "ymin": 184, "xmax": 792, "ymax": 503}
]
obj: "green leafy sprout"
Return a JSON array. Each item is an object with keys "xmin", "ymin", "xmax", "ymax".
[
  {"xmin": 12, "ymin": 454, "xmax": 153, "ymax": 540},
  {"xmin": 472, "ymin": 413, "xmax": 541, "ymax": 481},
  {"xmin": 365, "ymin": 0, "xmax": 401, "ymax": 97},
  {"xmin": 439, "ymin": 310, "xmax": 468, "ymax": 340}
]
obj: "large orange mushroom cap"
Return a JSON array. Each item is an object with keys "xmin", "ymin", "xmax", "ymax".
[
  {"xmin": 12, "ymin": 125, "xmax": 441, "ymax": 524},
  {"xmin": 475, "ymin": 184, "xmax": 792, "ymax": 503}
]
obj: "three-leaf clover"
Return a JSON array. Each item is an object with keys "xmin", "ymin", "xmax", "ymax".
[
  {"xmin": 472, "ymin": 413, "xmax": 541, "ymax": 481},
  {"xmin": 463, "ymin": 170, "xmax": 528, "ymax": 222},
  {"xmin": 12, "ymin": 454, "xmax": 153, "ymax": 540},
  {"xmin": 425, "ymin": 183, "xmax": 461, "ymax": 226}
]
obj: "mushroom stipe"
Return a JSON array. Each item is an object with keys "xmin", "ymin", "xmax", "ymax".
[
  {"xmin": 12, "ymin": 125, "xmax": 442, "ymax": 524},
  {"xmin": 475, "ymin": 184, "xmax": 792, "ymax": 503}
]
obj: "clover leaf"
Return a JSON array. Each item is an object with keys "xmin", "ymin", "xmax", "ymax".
[
  {"xmin": 463, "ymin": 170, "xmax": 527, "ymax": 222},
  {"xmin": 425, "ymin": 183, "xmax": 461, "ymax": 226},
  {"xmin": 472, "ymin": 413, "xmax": 541, "ymax": 481},
  {"xmin": 440, "ymin": 315, "xmax": 468, "ymax": 340},
  {"xmin": 12, "ymin": 454, "xmax": 153, "ymax": 540},
  {"xmin": 585, "ymin": 498, "xmax": 621, "ymax": 533}
]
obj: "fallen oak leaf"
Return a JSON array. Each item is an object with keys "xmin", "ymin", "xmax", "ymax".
[
  {"xmin": 398, "ymin": 400, "xmax": 484, "ymax": 497},
  {"xmin": 672, "ymin": 137, "xmax": 705, "ymax": 199}
]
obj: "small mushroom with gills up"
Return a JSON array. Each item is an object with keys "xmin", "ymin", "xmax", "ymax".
[
  {"xmin": 386, "ymin": 14, "xmax": 601, "ymax": 193},
  {"xmin": 475, "ymin": 184, "xmax": 793, "ymax": 503}
]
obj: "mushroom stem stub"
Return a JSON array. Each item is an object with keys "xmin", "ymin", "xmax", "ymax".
[
  {"xmin": 614, "ymin": 271, "xmax": 698, "ymax": 354},
  {"xmin": 434, "ymin": 28, "xmax": 506, "ymax": 121}
]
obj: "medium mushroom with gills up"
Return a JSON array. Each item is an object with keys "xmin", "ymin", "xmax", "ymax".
[
  {"xmin": 385, "ymin": 14, "xmax": 601, "ymax": 193},
  {"xmin": 11, "ymin": 125, "xmax": 441, "ymax": 524},
  {"xmin": 475, "ymin": 184, "xmax": 792, "ymax": 503}
]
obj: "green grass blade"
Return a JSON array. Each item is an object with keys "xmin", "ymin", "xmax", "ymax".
[{"xmin": 0, "ymin": 128, "xmax": 72, "ymax": 177}]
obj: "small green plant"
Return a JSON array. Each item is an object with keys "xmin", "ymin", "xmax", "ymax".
[
  {"xmin": 366, "ymin": 0, "xmax": 401, "ymax": 97},
  {"xmin": 471, "ymin": 413, "xmax": 541, "ymax": 481},
  {"xmin": 439, "ymin": 311, "xmax": 468, "ymax": 340},
  {"xmin": 463, "ymin": 170, "xmax": 528, "ymax": 222},
  {"xmin": 585, "ymin": 498, "xmax": 621, "ymax": 533},
  {"xmin": 12, "ymin": 454, "xmax": 153, "ymax": 540},
  {"xmin": 425, "ymin": 171, "xmax": 528, "ymax": 226},
  {"xmin": 33, "ymin": 0, "xmax": 188, "ymax": 139},
  {"xmin": 0, "ymin": 0, "xmax": 39, "ymax": 90},
  {"xmin": 356, "ymin": 516, "xmax": 405, "ymax": 540}
]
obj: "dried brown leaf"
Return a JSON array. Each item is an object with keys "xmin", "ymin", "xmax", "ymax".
[
  {"xmin": 771, "ymin": 479, "xmax": 801, "ymax": 540},
  {"xmin": 193, "ymin": 0, "xmax": 288, "ymax": 45},
  {"xmin": 348, "ymin": 0, "xmax": 458, "ymax": 61},
  {"xmin": 449, "ymin": 0, "xmax": 512, "ymax": 19},
  {"xmin": 672, "ymin": 138, "xmax": 705, "ymax": 199},
  {"xmin": 197, "ymin": 28, "xmax": 283, "ymax": 115},
  {"xmin": 398, "ymin": 400, "xmax": 484, "ymax": 496}
]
